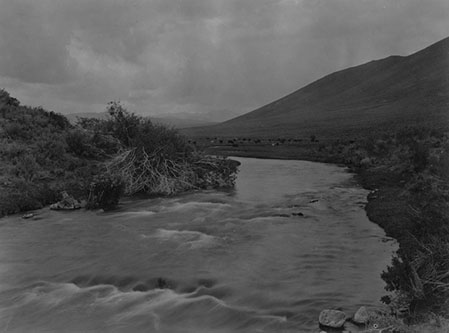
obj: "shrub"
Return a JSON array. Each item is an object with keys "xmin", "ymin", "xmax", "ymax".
[
  {"xmin": 13, "ymin": 153, "xmax": 39, "ymax": 182},
  {"xmin": 91, "ymin": 102, "xmax": 239, "ymax": 197},
  {"xmin": 103, "ymin": 101, "xmax": 140, "ymax": 146},
  {"xmin": 65, "ymin": 129, "xmax": 89, "ymax": 156},
  {"xmin": 86, "ymin": 172, "xmax": 125, "ymax": 210},
  {"xmin": 0, "ymin": 89, "xmax": 20, "ymax": 107},
  {"xmin": 411, "ymin": 142, "xmax": 429, "ymax": 172},
  {"xmin": 65, "ymin": 129, "xmax": 115, "ymax": 159}
]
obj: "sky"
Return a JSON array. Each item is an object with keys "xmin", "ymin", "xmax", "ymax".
[{"xmin": 0, "ymin": 0, "xmax": 448, "ymax": 122}]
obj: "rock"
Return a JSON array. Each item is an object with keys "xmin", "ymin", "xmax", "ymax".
[
  {"xmin": 50, "ymin": 191, "xmax": 81, "ymax": 211},
  {"xmin": 360, "ymin": 157, "xmax": 372, "ymax": 168},
  {"xmin": 353, "ymin": 306, "xmax": 370, "ymax": 325},
  {"xmin": 309, "ymin": 199, "xmax": 319, "ymax": 203},
  {"xmin": 228, "ymin": 159, "xmax": 241, "ymax": 168},
  {"xmin": 292, "ymin": 212, "xmax": 304, "ymax": 216},
  {"xmin": 319, "ymin": 309, "xmax": 347, "ymax": 328},
  {"xmin": 344, "ymin": 320, "xmax": 368, "ymax": 332},
  {"xmin": 22, "ymin": 213, "xmax": 34, "ymax": 219}
]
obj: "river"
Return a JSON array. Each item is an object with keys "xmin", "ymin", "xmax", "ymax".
[{"xmin": 0, "ymin": 157, "xmax": 396, "ymax": 332}]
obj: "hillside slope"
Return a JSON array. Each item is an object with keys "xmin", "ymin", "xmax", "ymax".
[{"xmin": 183, "ymin": 36, "xmax": 449, "ymax": 139}]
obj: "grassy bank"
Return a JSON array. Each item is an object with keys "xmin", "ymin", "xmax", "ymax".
[
  {"xmin": 194, "ymin": 130, "xmax": 449, "ymax": 330},
  {"xmin": 0, "ymin": 90, "xmax": 239, "ymax": 215}
]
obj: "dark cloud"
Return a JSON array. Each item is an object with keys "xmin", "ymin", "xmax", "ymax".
[{"xmin": 0, "ymin": 0, "xmax": 448, "ymax": 120}]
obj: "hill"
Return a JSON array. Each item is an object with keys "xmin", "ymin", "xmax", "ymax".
[{"xmin": 183, "ymin": 36, "xmax": 449, "ymax": 139}]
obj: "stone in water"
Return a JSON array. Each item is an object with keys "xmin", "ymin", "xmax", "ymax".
[{"xmin": 319, "ymin": 309, "xmax": 347, "ymax": 328}]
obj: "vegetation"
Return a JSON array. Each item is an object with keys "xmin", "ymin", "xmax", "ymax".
[
  {"xmin": 357, "ymin": 309, "xmax": 449, "ymax": 333},
  {"xmin": 321, "ymin": 127, "xmax": 449, "ymax": 323},
  {"xmin": 0, "ymin": 89, "xmax": 239, "ymax": 214},
  {"xmin": 86, "ymin": 172, "xmax": 125, "ymax": 210},
  {"xmin": 0, "ymin": 89, "xmax": 98, "ymax": 215},
  {"xmin": 100, "ymin": 102, "xmax": 239, "ymax": 196}
]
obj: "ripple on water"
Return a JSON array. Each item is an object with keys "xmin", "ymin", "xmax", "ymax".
[
  {"xmin": 0, "ymin": 279, "xmax": 290, "ymax": 333},
  {"xmin": 142, "ymin": 228, "xmax": 217, "ymax": 249}
]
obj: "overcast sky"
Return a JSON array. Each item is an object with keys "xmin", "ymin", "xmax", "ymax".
[{"xmin": 0, "ymin": 0, "xmax": 448, "ymax": 121}]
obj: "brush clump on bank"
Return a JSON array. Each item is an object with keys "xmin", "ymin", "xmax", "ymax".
[
  {"xmin": 0, "ymin": 90, "xmax": 239, "ymax": 215},
  {"xmin": 99, "ymin": 101, "xmax": 238, "ymax": 197}
]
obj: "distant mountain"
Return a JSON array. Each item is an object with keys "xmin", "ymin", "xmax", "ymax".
[
  {"xmin": 150, "ymin": 116, "xmax": 218, "ymax": 129},
  {"xmin": 65, "ymin": 112, "xmax": 109, "ymax": 123},
  {"xmin": 66, "ymin": 112, "xmax": 217, "ymax": 129},
  {"xmin": 183, "ymin": 36, "xmax": 449, "ymax": 139}
]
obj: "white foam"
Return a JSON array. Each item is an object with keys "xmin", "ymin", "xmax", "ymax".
[
  {"xmin": 113, "ymin": 211, "xmax": 156, "ymax": 218},
  {"xmin": 20, "ymin": 282, "xmax": 81, "ymax": 307},
  {"xmin": 162, "ymin": 201, "xmax": 230, "ymax": 212},
  {"xmin": 152, "ymin": 229, "xmax": 216, "ymax": 248}
]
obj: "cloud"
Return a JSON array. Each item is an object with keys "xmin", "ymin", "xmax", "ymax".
[
  {"xmin": 0, "ymin": 1, "xmax": 73, "ymax": 84},
  {"xmin": 0, "ymin": 0, "xmax": 448, "ymax": 120}
]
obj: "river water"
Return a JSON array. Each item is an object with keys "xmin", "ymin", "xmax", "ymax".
[{"xmin": 0, "ymin": 157, "xmax": 395, "ymax": 332}]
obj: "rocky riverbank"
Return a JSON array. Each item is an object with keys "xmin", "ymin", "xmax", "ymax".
[
  {"xmin": 318, "ymin": 305, "xmax": 449, "ymax": 333},
  {"xmin": 318, "ymin": 306, "xmax": 399, "ymax": 332}
]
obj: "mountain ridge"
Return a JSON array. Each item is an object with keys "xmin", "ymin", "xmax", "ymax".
[{"xmin": 183, "ymin": 36, "xmax": 449, "ymax": 138}]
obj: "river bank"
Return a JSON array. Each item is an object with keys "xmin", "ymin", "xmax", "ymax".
[{"xmin": 202, "ymin": 140, "xmax": 449, "ymax": 332}]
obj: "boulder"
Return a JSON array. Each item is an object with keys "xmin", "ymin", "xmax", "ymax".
[
  {"xmin": 50, "ymin": 191, "xmax": 81, "ymax": 211},
  {"xmin": 344, "ymin": 320, "xmax": 369, "ymax": 332},
  {"xmin": 319, "ymin": 309, "xmax": 347, "ymax": 328},
  {"xmin": 360, "ymin": 157, "xmax": 372, "ymax": 168},
  {"xmin": 353, "ymin": 306, "xmax": 370, "ymax": 325}
]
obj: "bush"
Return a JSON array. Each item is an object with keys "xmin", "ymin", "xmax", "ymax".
[
  {"xmin": 103, "ymin": 101, "xmax": 140, "ymax": 146},
  {"xmin": 13, "ymin": 153, "xmax": 40, "ymax": 182},
  {"xmin": 411, "ymin": 142, "xmax": 429, "ymax": 172},
  {"xmin": 0, "ymin": 89, "xmax": 20, "ymax": 107},
  {"xmin": 91, "ymin": 102, "xmax": 238, "ymax": 197},
  {"xmin": 65, "ymin": 129, "xmax": 89, "ymax": 156},
  {"xmin": 86, "ymin": 172, "xmax": 125, "ymax": 210},
  {"xmin": 0, "ymin": 90, "xmax": 111, "ymax": 217},
  {"xmin": 65, "ymin": 129, "xmax": 116, "ymax": 158}
]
